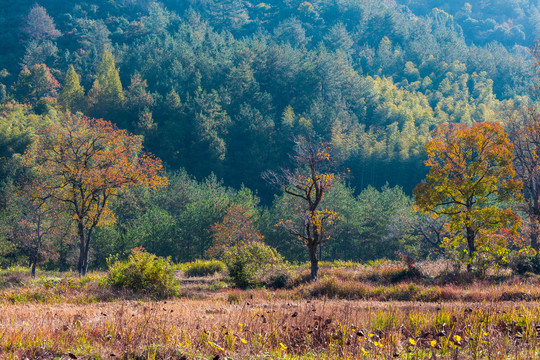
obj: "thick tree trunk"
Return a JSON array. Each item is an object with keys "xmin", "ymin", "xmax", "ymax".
[
  {"xmin": 77, "ymin": 223, "xmax": 86, "ymax": 276},
  {"xmin": 466, "ymin": 226, "xmax": 476, "ymax": 272},
  {"xmin": 531, "ymin": 210, "xmax": 539, "ymax": 251},
  {"xmin": 309, "ymin": 245, "xmax": 319, "ymax": 281},
  {"xmin": 31, "ymin": 215, "xmax": 43, "ymax": 278},
  {"xmin": 531, "ymin": 229, "xmax": 539, "ymax": 251},
  {"xmin": 31, "ymin": 258, "xmax": 37, "ymax": 278}
]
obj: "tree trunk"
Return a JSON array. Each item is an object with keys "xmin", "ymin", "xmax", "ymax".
[
  {"xmin": 32, "ymin": 215, "xmax": 42, "ymax": 278},
  {"xmin": 309, "ymin": 244, "xmax": 319, "ymax": 281},
  {"xmin": 31, "ymin": 257, "xmax": 37, "ymax": 278},
  {"xmin": 77, "ymin": 222, "xmax": 86, "ymax": 276},
  {"xmin": 531, "ymin": 229, "xmax": 539, "ymax": 251},
  {"xmin": 531, "ymin": 210, "xmax": 539, "ymax": 251},
  {"xmin": 466, "ymin": 226, "xmax": 476, "ymax": 272}
]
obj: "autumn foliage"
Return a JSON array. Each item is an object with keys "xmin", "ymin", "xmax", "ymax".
[
  {"xmin": 265, "ymin": 137, "xmax": 339, "ymax": 281},
  {"xmin": 207, "ymin": 205, "xmax": 263, "ymax": 259},
  {"xmin": 22, "ymin": 113, "xmax": 168, "ymax": 275},
  {"xmin": 414, "ymin": 122, "xmax": 522, "ymax": 272}
]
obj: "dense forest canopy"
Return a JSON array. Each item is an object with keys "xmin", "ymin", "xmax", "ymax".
[
  {"xmin": 0, "ymin": 0, "xmax": 538, "ymax": 269},
  {"xmin": 0, "ymin": 0, "xmax": 534, "ymax": 197}
]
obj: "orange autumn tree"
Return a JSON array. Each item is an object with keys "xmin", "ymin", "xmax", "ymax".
[
  {"xmin": 414, "ymin": 122, "xmax": 522, "ymax": 272},
  {"xmin": 207, "ymin": 205, "xmax": 263, "ymax": 259},
  {"xmin": 22, "ymin": 113, "xmax": 168, "ymax": 275},
  {"xmin": 264, "ymin": 137, "xmax": 339, "ymax": 281}
]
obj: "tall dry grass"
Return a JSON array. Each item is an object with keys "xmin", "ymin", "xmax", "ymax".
[{"xmin": 2, "ymin": 296, "xmax": 540, "ymax": 359}]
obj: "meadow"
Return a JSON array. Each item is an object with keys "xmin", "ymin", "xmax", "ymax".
[{"xmin": 2, "ymin": 261, "xmax": 540, "ymax": 359}]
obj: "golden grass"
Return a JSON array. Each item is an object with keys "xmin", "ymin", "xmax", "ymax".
[{"xmin": 2, "ymin": 295, "xmax": 540, "ymax": 359}]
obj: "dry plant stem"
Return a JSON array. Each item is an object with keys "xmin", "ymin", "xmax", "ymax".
[{"xmin": 2, "ymin": 298, "xmax": 540, "ymax": 359}]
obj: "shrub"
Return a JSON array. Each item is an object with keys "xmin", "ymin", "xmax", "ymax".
[
  {"xmin": 260, "ymin": 264, "xmax": 296, "ymax": 289},
  {"xmin": 0, "ymin": 267, "xmax": 31, "ymax": 288},
  {"xmin": 508, "ymin": 247, "xmax": 538, "ymax": 275},
  {"xmin": 222, "ymin": 241, "xmax": 284, "ymax": 289},
  {"xmin": 309, "ymin": 276, "xmax": 368, "ymax": 299},
  {"xmin": 105, "ymin": 248, "xmax": 177, "ymax": 299},
  {"xmin": 184, "ymin": 259, "xmax": 226, "ymax": 277}
]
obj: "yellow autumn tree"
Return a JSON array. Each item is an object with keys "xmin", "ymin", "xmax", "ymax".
[
  {"xmin": 22, "ymin": 113, "xmax": 168, "ymax": 275},
  {"xmin": 414, "ymin": 122, "xmax": 522, "ymax": 272}
]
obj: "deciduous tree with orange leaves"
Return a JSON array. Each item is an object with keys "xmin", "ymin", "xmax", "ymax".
[
  {"xmin": 22, "ymin": 113, "xmax": 168, "ymax": 275},
  {"xmin": 414, "ymin": 122, "xmax": 522, "ymax": 272}
]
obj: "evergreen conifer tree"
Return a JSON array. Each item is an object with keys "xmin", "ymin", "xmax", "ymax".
[
  {"xmin": 59, "ymin": 65, "xmax": 85, "ymax": 112},
  {"xmin": 88, "ymin": 49, "xmax": 124, "ymax": 117}
]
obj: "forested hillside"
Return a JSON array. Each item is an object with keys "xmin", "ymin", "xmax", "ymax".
[
  {"xmin": 0, "ymin": 0, "xmax": 533, "ymax": 194},
  {"xmin": 0, "ymin": 0, "xmax": 537, "ymax": 269}
]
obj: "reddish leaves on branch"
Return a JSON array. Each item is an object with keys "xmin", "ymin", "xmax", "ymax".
[{"xmin": 22, "ymin": 113, "xmax": 167, "ymax": 274}]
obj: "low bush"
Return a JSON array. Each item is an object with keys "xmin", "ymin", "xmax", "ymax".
[
  {"xmin": 222, "ymin": 241, "xmax": 284, "ymax": 289},
  {"xmin": 508, "ymin": 248, "xmax": 539, "ymax": 275},
  {"xmin": 0, "ymin": 267, "xmax": 29, "ymax": 288},
  {"xmin": 260, "ymin": 264, "xmax": 297, "ymax": 289},
  {"xmin": 435, "ymin": 269, "xmax": 476, "ymax": 285},
  {"xmin": 105, "ymin": 248, "xmax": 177, "ymax": 299},
  {"xmin": 309, "ymin": 276, "xmax": 368, "ymax": 299},
  {"xmin": 184, "ymin": 259, "xmax": 226, "ymax": 277}
]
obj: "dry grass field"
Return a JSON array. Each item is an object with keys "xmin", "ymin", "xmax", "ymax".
[
  {"xmin": 2, "ymin": 262, "xmax": 540, "ymax": 359},
  {"xmin": 3, "ymin": 297, "xmax": 540, "ymax": 359}
]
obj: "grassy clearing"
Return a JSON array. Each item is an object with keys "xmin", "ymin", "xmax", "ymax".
[
  {"xmin": 3, "ymin": 261, "xmax": 540, "ymax": 359},
  {"xmin": 2, "ymin": 297, "xmax": 540, "ymax": 359}
]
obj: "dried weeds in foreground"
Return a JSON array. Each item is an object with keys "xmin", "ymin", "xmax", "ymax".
[{"xmin": 2, "ymin": 297, "xmax": 540, "ymax": 359}]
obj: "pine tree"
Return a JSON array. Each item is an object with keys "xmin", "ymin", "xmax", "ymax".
[
  {"xmin": 88, "ymin": 49, "xmax": 124, "ymax": 117},
  {"xmin": 12, "ymin": 64, "xmax": 59, "ymax": 104},
  {"xmin": 59, "ymin": 66, "xmax": 85, "ymax": 112}
]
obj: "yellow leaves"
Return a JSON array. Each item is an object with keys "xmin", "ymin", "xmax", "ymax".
[
  {"xmin": 21, "ymin": 112, "xmax": 167, "ymax": 230},
  {"xmin": 414, "ymin": 121, "xmax": 522, "ymax": 266},
  {"xmin": 430, "ymin": 339, "xmax": 437, "ymax": 347},
  {"xmin": 207, "ymin": 341, "xmax": 225, "ymax": 352},
  {"xmin": 408, "ymin": 338, "xmax": 416, "ymax": 346}
]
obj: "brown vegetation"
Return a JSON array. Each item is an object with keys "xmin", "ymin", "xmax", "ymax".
[{"xmin": 2, "ymin": 296, "xmax": 540, "ymax": 359}]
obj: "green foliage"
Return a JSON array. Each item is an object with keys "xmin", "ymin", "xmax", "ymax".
[
  {"xmin": 59, "ymin": 65, "xmax": 85, "ymax": 112},
  {"xmin": 105, "ymin": 248, "xmax": 177, "ymax": 299},
  {"xmin": 184, "ymin": 259, "xmax": 225, "ymax": 277},
  {"xmin": 222, "ymin": 241, "xmax": 284, "ymax": 289},
  {"xmin": 508, "ymin": 247, "xmax": 540, "ymax": 275},
  {"xmin": 0, "ymin": 0, "xmax": 537, "ymax": 271},
  {"xmin": 88, "ymin": 50, "xmax": 124, "ymax": 117},
  {"xmin": 12, "ymin": 64, "xmax": 59, "ymax": 104}
]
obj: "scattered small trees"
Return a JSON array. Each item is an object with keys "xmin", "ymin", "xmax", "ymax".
[
  {"xmin": 414, "ymin": 122, "xmax": 522, "ymax": 272},
  {"xmin": 207, "ymin": 205, "xmax": 263, "ymax": 259},
  {"xmin": 22, "ymin": 113, "xmax": 167, "ymax": 275},
  {"xmin": 264, "ymin": 137, "xmax": 339, "ymax": 281}
]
